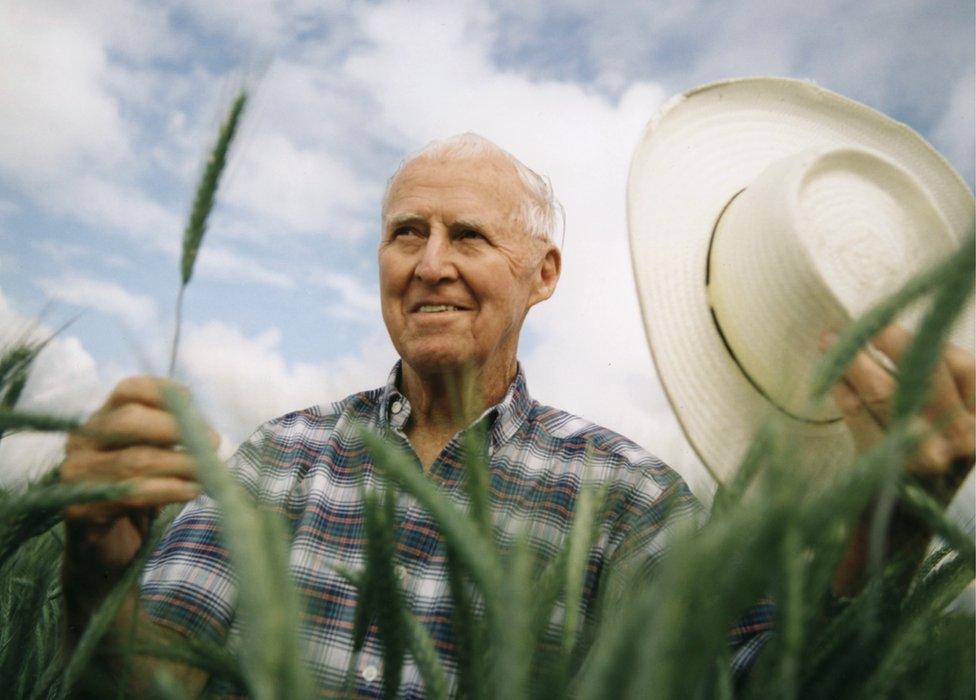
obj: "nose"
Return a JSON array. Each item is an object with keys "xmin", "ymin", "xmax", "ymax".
[{"xmin": 415, "ymin": 228, "xmax": 457, "ymax": 284}]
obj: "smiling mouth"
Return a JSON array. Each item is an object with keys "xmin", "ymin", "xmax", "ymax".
[{"xmin": 415, "ymin": 304, "xmax": 465, "ymax": 313}]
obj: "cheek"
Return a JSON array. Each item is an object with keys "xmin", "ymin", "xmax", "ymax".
[
  {"xmin": 378, "ymin": 269, "xmax": 406, "ymax": 331},
  {"xmin": 475, "ymin": 279, "xmax": 530, "ymax": 328},
  {"xmin": 378, "ymin": 256, "xmax": 407, "ymax": 296}
]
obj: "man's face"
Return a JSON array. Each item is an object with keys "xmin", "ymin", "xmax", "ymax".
[{"xmin": 379, "ymin": 152, "xmax": 559, "ymax": 376}]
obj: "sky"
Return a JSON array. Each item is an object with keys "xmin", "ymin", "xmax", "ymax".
[{"xmin": 0, "ymin": 0, "xmax": 973, "ymax": 498}]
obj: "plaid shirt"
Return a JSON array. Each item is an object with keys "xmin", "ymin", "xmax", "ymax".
[{"xmin": 140, "ymin": 363, "xmax": 771, "ymax": 697}]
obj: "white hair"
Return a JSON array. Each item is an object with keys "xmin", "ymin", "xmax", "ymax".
[{"xmin": 382, "ymin": 133, "xmax": 563, "ymax": 246}]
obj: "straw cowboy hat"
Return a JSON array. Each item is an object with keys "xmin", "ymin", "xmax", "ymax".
[{"xmin": 627, "ymin": 76, "xmax": 975, "ymax": 484}]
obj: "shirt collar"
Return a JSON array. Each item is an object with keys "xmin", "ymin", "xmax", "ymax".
[{"xmin": 377, "ymin": 360, "xmax": 533, "ymax": 448}]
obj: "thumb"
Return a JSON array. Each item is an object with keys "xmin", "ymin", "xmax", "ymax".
[{"xmin": 831, "ymin": 380, "xmax": 884, "ymax": 454}]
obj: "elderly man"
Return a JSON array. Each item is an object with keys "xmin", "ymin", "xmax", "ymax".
[{"xmin": 60, "ymin": 134, "xmax": 972, "ymax": 696}]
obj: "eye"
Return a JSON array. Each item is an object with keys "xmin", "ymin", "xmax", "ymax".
[
  {"xmin": 391, "ymin": 226, "xmax": 418, "ymax": 239},
  {"xmin": 457, "ymin": 229, "xmax": 483, "ymax": 241}
]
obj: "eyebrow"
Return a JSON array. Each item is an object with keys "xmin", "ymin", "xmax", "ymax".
[
  {"xmin": 385, "ymin": 212, "xmax": 425, "ymax": 229},
  {"xmin": 453, "ymin": 217, "xmax": 488, "ymax": 232},
  {"xmin": 384, "ymin": 212, "xmax": 490, "ymax": 232}
]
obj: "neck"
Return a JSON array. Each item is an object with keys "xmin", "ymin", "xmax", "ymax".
[{"xmin": 400, "ymin": 355, "xmax": 516, "ymax": 434}]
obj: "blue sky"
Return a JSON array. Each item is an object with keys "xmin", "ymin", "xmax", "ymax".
[{"xmin": 1, "ymin": 0, "xmax": 973, "ymax": 492}]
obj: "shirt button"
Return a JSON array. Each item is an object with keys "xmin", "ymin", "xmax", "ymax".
[
  {"xmin": 395, "ymin": 564, "xmax": 407, "ymax": 581},
  {"xmin": 391, "ymin": 400, "xmax": 403, "ymax": 415},
  {"xmin": 362, "ymin": 665, "xmax": 379, "ymax": 683}
]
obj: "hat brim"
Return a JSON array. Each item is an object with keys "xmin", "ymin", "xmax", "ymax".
[{"xmin": 627, "ymin": 76, "xmax": 975, "ymax": 485}]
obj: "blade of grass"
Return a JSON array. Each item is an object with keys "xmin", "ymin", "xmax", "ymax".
[
  {"xmin": 892, "ymin": 235, "xmax": 975, "ymax": 422},
  {"xmin": 0, "ymin": 408, "xmax": 81, "ymax": 434},
  {"xmin": 777, "ymin": 525, "xmax": 804, "ymax": 700},
  {"xmin": 402, "ymin": 608, "xmax": 449, "ymax": 700},
  {"xmin": 0, "ymin": 525, "xmax": 65, "ymax": 698},
  {"xmin": 491, "ymin": 533, "xmax": 533, "ymax": 700},
  {"xmin": 857, "ymin": 556, "xmax": 974, "ymax": 698},
  {"xmin": 365, "ymin": 487, "xmax": 406, "ymax": 699},
  {"xmin": 446, "ymin": 545, "xmax": 488, "ymax": 700},
  {"xmin": 899, "ymin": 481, "xmax": 975, "ymax": 562},
  {"xmin": 461, "ymin": 420, "xmax": 492, "ymax": 540},
  {"xmin": 165, "ymin": 388, "xmax": 311, "ymax": 700},
  {"xmin": 561, "ymin": 479, "xmax": 605, "ymax": 659},
  {"xmin": 0, "ymin": 481, "xmax": 128, "ymax": 566},
  {"xmin": 47, "ymin": 514, "xmax": 168, "ymax": 699},
  {"xmin": 869, "ymin": 237, "xmax": 974, "ymax": 585},
  {"xmin": 811, "ymin": 231, "xmax": 975, "ymax": 400},
  {"xmin": 131, "ymin": 634, "xmax": 246, "ymax": 688},
  {"xmin": 358, "ymin": 427, "xmax": 499, "ymax": 596},
  {"xmin": 169, "ymin": 90, "xmax": 248, "ymax": 376}
]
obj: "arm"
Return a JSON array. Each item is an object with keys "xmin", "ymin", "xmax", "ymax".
[
  {"xmin": 821, "ymin": 325, "xmax": 975, "ymax": 596},
  {"xmin": 60, "ymin": 376, "xmax": 215, "ymax": 696}
]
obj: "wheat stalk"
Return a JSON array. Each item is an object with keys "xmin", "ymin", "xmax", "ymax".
[{"xmin": 168, "ymin": 91, "xmax": 247, "ymax": 377}]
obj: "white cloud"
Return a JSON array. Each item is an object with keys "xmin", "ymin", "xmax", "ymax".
[
  {"xmin": 0, "ymin": 287, "xmax": 107, "ymax": 486},
  {"xmin": 32, "ymin": 240, "xmax": 131, "ymax": 270},
  {"xmin": 196, "ymin": 245, "xmax": 297, "ymax": 289},
  {"xmin": 173, "ymin": 0, "xmax": 290, "ymax": 48},
  {"xmin": 36, "ymin": 273, "xmax": 158, "ymax": 330},
  {"xmin": 932, "ymin": 70, "xmax": 976, "ymax": 185},
  {"xmin": 0, "ymin": 1, "xmax": 188, "ymax": 259},
  {"xmin": 178, "ymin": 320, "xmax": 397, "ymax": 446},
  {"xmin": 51, "ymin": 175, "xmax": 182, "ymax": 251},
  {"xmin": 0, "ymin": 200, "xmax": 19, "ymax": 218},
  {"xmin": 313, "ymin": 269, "xmax": 381, "ymax": 318},
  {"xmin": 0, "ymin": 3, "xmax": 132, "ymax": 184},
  {"xmin": 223, "ymin": 131, "xmax": 378, "ymax": 235},
  {"xmin": 491, "ymin": 0, "xmax": 973, "ymax": 181}
]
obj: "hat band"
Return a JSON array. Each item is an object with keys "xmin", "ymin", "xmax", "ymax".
[{"xmin": 705, "ymin": 188, "xmax": 841, "ymax": 426}]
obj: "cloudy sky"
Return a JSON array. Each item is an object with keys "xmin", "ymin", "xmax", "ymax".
[{"xmin": 1, "ymin": 0, "xmax": 973, "ymax": 495}]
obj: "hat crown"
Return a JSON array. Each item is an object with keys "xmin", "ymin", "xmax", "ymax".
[{"xmin": 707, "ymin": 147, "xmax": 953, "ymax": 421}]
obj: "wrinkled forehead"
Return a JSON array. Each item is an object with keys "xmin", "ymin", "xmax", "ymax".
[{"xmin": 383, "ymin": 152, "xmax": 528, "ymax": 222}]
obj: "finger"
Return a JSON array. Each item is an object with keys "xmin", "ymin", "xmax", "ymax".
[
  {"xmin": 104, "ymin": 376, "xmax": 190, "ymax": 411},
  {"xmin": 943, "ymin": 342, "xmax": 976, "ymax": 413},
  {"xmin": 873, "ymin": 325, "xmax": 972, "ymax": 455},
  {"xmin": 120, "ymin": 477, "xmax": 203, "ymax": 509},
  {"xmin": 869, "ymin": 323, "xmax": 913, "ymax": 362},
  {"xmin": 837, "ymin": 348, "xmax": 898, "ymax": 426},
  {"xmin": 909, "ymin": 432, "xmax": 954, "ymax": 477},
  {"xmin": 832, "ymin": 372, "xmax": 958, "ymax": 474},
  {"xmin": 831, "ymin": 380, "xmax": 884, "ymax": 453},
  {"xmin": 873, "ymin": 324, "xmax": 967, "ymax": 415},
  {"xmin": 61, "ymin": 446, "xmax": 198, "ymax": 483},
  {"xmin": 85, "ymin": 403, "xmax": 183, "ymax": 448},
  {"xmin": 65, "ymin": 478, "xmax": 202, "ymax": 520}
]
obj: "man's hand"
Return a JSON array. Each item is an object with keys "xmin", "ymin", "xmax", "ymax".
[
  {"xmin": 820, "ymin": 324, "xmax": 975, "ymax": 486},
  {"xmin": 820, "ymin": 325, "xmax": 975, "ymax": 594},
  {"xmin": 60, "ymin": 376, "xmax": 215, "ymax": 695},
  {"xmin": 61, "ymin": 375, "xmax": 212, "ymax": 570}
]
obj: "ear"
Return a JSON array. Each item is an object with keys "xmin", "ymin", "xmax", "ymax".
[{"xmin": 528, "ymin": 244, "xmax": 561, "ymax": 307}]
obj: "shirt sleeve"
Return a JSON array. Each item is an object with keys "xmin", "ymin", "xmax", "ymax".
[
  {"xmin": 601, "ymin": 458, "xmax": 774, "ymax": 679},
  {"xmin": 600, "ymin": 456, "xmax": 703, "ymax": 608},
  {"xmin": 728, "ymin": 598, "xmax": 775, "ymax": 677},
  {"xmin": 138, "ymin": 421, "xmax": 275, "ymax": 643}
]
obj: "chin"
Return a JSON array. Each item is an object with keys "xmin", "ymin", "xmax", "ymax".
[{"xmin": 402, "ymin": 344, "xmax": 475, "ymax": 375}]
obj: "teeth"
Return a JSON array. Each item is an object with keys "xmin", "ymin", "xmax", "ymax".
[{"xmin": 418, "ymin": 305, "xmax": 459, "ymax": 313}]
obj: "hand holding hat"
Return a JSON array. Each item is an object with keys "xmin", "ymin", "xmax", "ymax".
[
  {"xmin": 628, "ymin": 76, "xmax": 975, "ymax": 485},
  {"xmin": 628, "ymin": 76, "xmax": 976, "ymax": 595},
  {"xmin": 819, "ymin": 323, "xmax": 974, "ymax": 595},
  {"xmin": 820, "ymin": 324, "xmax": 974, "ymax": 497}
]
